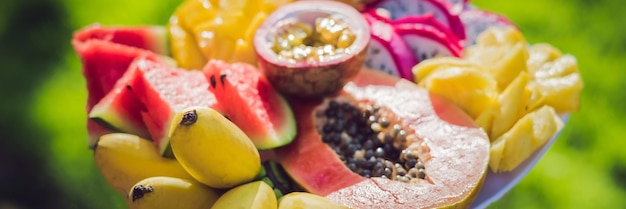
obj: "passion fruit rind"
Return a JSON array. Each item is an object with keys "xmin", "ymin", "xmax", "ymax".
[{"xmin": 255, "ymin": 1, "xmax": 371, "ymax": 98}]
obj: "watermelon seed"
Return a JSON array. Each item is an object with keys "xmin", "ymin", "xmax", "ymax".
[
  {"xmin": 209, "ymin": 75, "xmax": 217, "ymax": 88},
  {"xmin": 219, "ymin": 73, "xmax": 227, "ymax": 86},
  {"xmin": 180, "ymin": 109, "xmax": 198, "ymax": 126},
  {"xmin": 131, "ymin": 184, "xmax": 154, "ymax": 202}
]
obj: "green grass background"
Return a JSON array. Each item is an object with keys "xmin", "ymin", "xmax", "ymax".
[{"xmin": 0, "ymin": 0, "xmax": 623, "ymax": 208}]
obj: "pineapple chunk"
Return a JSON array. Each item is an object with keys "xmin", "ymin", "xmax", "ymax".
[
  {"xmin": 417, "ymin": 64, "xmax": 499, "ymax": 119},
  {"xmin": 465, "ymin": 42, "xmax": 529, "ymax": 90},
  {"xmin": 475, "ymin": 26, "xmax": 526, "ymax": 46},
  {"xmin": 489, "ymin": 105, "xmax": 564, "ymax": 172},
  {"xmin": 490, "ymin": 71, "xmax": 531, "ymax": 139},
  {"xmin": 527, "ymin": 72, "xmax": 583, "ymax": 113},
  {"xmin": 412, "ymin": 57, "xmax": 482, "ymax": 82},
  {"xmin": 527, "ymin": 43, "xmax": 563, "ymax": 73}
]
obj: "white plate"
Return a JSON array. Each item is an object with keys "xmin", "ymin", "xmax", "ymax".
[{"xmin": 469, "ymin": 114, "xmax": 568, "ymax": 209}]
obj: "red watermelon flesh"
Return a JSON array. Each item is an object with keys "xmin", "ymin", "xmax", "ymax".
[
  {"xmin": 126, "ymin": 59, "xmax": 221, "ymax": 157},
  {"xmin": 202, "ymin": 60, "xmax": 296, "ymax": 150},
  {"xmin": 73, "ymin": 24, "xmax": 169, "ymax": 55},
  {"xmin": 72, "ymin": 24, "xmax": 173, "ymax": 147},
  {"xmin": 88, "ymin": 56, "xmax": 152, "ymax": 141}
]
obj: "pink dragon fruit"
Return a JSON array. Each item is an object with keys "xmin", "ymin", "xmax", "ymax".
[
  {"xmin": 460, "ymin": 8, "xmax": 516, "ymax": 47},
  {"xmin": 362, "ymin": 10, "xmax": 418, "ymax": 81}
]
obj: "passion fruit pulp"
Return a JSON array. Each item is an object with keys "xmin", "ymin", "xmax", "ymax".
[{"xmin": 254, "ymin": 1, "xmax": 370, "ymax": 98}]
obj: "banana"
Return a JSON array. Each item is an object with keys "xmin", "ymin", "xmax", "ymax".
[
  {"xmin": 94, "ymin": 133, "xmax": 193, "ymax": 195},
  {"xmin": 211, "ymin": 181, "xmax": 277, "ymax": 209},
  {"xmin": 168, "ymin": 106, "xmax": 261, "ymax": 189},
  {"xmin": 127, "ymin": 176, "xmax": 220, "ymax": 209}
]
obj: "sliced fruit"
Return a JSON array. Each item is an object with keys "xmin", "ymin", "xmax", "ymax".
[
  {"xmin": 527, "ymin": 72, "xmax": 583, "ymax": 113},
  {"xmin": 529, "ymin": 54, "xmax": 578, "ymax": 80},
  {"xmin": 527, "ymin": 43, "xmax": 564, "ymax": 73},
  {"xmin": 371, "ymin": 0, "xmax": 466, "ymax": 41},
  {"xmin": 88, "ymin": 56, "xmax": 151, "ymax": 140},
  {"xmin": 394, "ymin": 20, "xmax": 463, "ymax": 62},
  {"xmin": 489, "ymin": 71, "xmax": 531, "ymax": 139},
  {"xmin": 168, "ymin": 15, "xmax": 207, "ymax": 70},
  {"xmin": 168, "ymin": 0, "xmax": 293, "ymax": 68},
  {"xmin": 411, "ymin": 56, "xmax": 480, "ymax": 81},
  {"xmin": 276, "ymin": 79, "xmax": 490, "ymax": 208},
  {"xmin": 489, "ymin": 105, "xmax": 564, "ymax": 172},
  {"xmin": 168, "ymin": 106, "xmax": 261, "ymax": 189},
  {"xmin": 362, "ymin": 10, "xmax": 417, "ymax": 80},
  {"xmin": 203, "ymin": 60, "xmax": 296, "ymax": 150},
  {"xmin": 278, "ymin": 192, "xmax": 348, "ymax": 209},
  {"xmin": 73, "ymin": 24, "xmax": 169, "ymax": 55},
  {"xmin": 72, "ymin": 25, "xmax": 174, "ymax": 147},
  {"xmin": 464, "ymin": 39, "xmax": 528, "ymax": 90},
  {"xmin": 459, "ymin": 8, "xmax": 516, "ymax": 47},
  {"xmin": 417, "ymin": 61, "xmax": 498, "ymax": 119},
  {"xmin": 127, "ymin": 176, "xmax": 219, "ymax": 209},
  {"xmin": 72, "ymin": 32, "xmax": 165, "ymax": 110},
  {"xmin": 392, "ymin": 13, "xmax": 463, "ymax": 49},
  {"xmin": 254, "ymin": 0, "xmax": 370, "ymax": 98},
  {"xmin": 87, "ymin": 120, "xmax": 113, "ymax": 149},
  {"xmin": 210, "ymin": 181, "xmax": 278, "ymax": 209},
  {"xmin": 125, "ymin": 59, "xmax": 221, "ymax": 157},
  {"xmin": 94, "ymin": 133, "xmax": 193, "ymax": 195}
]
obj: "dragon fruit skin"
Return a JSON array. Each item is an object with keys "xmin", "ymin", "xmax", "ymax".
[
  {"xmin": 366, "ymin": 0, "xmax": 467, "ymax": 42},
  {"xmin": 393, "ymin": 14, "xmax": 464, "ymax": 49},
  {"xmin": 460, "ymin": 8, "xmax": 517, "ymax": 47},
  {"xmin": 362, "ymin": 11, "xmax": 418, "ymax": 81},
  {"xmin": 394, "ymin": 22, "xmax": 463, "ymax": 63}
]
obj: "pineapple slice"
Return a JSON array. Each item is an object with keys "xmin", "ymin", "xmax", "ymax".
[
  {"xmin": 474, "ymin": 26, "xmax": 526, "ymax": 46},
  {"xmin": 417, "ymin": 64, "xmax": 499, "ymax": 119},
  {"xmin": 490, "ymin": 71, "xmax": 531, "ymax": 139},
  {"xmin": 489, "ymin": 105, "xmax": 564, "ymax": 172},
  {"xmin": 465, "ymin": 41, "xmax": 529, "ymax": 90},
  {"xmin": 411, "ymin": 57, "xmax": 482, "ymax": 82},
  {"xmin": 527, "ymin": 72, "xmax": 583, "ymax": 113},
  {"xmin": 527, "ymin": 43, "xmax": 563, "ymax": 73},
  {"xmin": 464, "ymin": 27, "xmax": 529, "ymax": 90}
]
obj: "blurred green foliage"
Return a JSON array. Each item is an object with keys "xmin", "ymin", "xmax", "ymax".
[{"xmin": 0, "ymin": 0, "xmax": 623, "ymax": 208}]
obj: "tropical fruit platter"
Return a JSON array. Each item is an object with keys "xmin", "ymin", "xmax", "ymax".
[{"xmin": 72, "ymin": 0, "xmax": 583, "ymax": 208}]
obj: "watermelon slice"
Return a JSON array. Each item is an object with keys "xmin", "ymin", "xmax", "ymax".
[
  {"xmin": 203, "ymin": 60, "xmax": 296, "ymax": 150},
  {"xmin": 88, "ymin": 56, "xmax": 152, "ymax": 140},
  {"xmin": 125, "ymin": 59, "xmax": 221, "ymax": 157},
  {"xmin": 72, "ymin": 24, "xmax": 173, "ymax": 147},
  {"xmin": 73, "ymin": 24, "xmax": 169, "ymax": 55}
]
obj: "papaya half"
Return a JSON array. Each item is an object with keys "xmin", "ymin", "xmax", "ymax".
[{"xmin": 275, "ymin": 69, "xmax": 490, "ymax": 208}]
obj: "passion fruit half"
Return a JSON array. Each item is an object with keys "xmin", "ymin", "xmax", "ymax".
[{"xmin": 254, "ymin": 1, "xmax": 371, "ymax": 98}]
